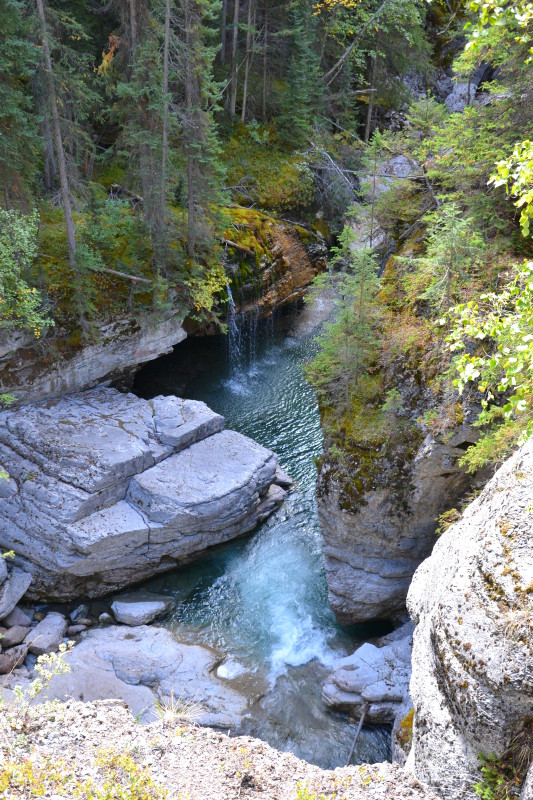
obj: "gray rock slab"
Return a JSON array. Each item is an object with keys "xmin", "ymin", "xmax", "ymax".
[
  {"xmin": 25, "ymin": 612, "xmax": 67, "ymax": 656},
  {"xmin": 2, "ymin": 606, "xmax": 32, "ymax": 627},
  {"xmin": 1, "ymin": 625, "xmax": 30, "ymax": 647},
  {"xmin": 111, "ymin": 599, "xmax": 170, "ymax": 626},
  {"xmin": 42, "ymin": 626, "xmax": 251, "ymax": 729},
  {"xmin": 0, "ymin": 569, "xmax": 32, "ymax": 620},
  {"xmin": 152, "ymin": 396, "xmax": 224, "ymax": 449},
  {"xmin": 0, "ymin": 389, "xmax": 282, "ymax": 600},
  {"xmin": 128, "ymin": 429, "xmax": 277, "ymax": 531}
]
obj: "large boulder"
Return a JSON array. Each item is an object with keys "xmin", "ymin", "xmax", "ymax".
[
  {"xmin": 0, "ymin": 568, "xmax": 32, "ymax": 620},
  {"xmin": 0, "ymin": 388, "xmax": 285, "ymax": 600},
  {"xmin": 407, "ymin": 438, "xmax": 533, "ymax": 799},
  {"xmin": 24, "ymin": 612, "xmax": 68, "ymax": 656}
]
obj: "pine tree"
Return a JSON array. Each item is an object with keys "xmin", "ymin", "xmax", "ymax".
[
  {"xmin": 0, "ymin": 0, "xmax": 40, "ymax": 208},
  {"xmin": 307, "ymin": 225, "xmax": 381, "ymax": 408}
]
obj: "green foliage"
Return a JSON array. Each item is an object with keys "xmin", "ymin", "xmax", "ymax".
[
  {"xmin": 0, "ymin": 0, "xmax": 40, "ymax": 202},
  {"xmin": 398, "ymin": 202, "xmax": 486, "ymax": 315},
  {"xmin": 224, "ymin": 126, "xmax": 316, "ymax": 211},
  {"xmin": 306, "ymin": 223, "xmax": 380, "ymax": 408},
  {"xmin": 0, "ymin": 751, "xmax": 170, "ymax": 799},
  {"xmin": 295, "ymin": 782, "xmax": 327, "ymax": 800},
  {"xmin": 448, "ymin": 259, "xmax": 533, "ymax": 469},
  {"xmin": 491, "ymin": 140, "xmax": 533, "ymax": 237},
  {"xmin": 474, "ymin": 724, "xmax": 533, "ymax": 800},
  {"xmin": 0, "ymin": 209, "xmax": 53, "ymax": 336},
  {"xmin": 467, "ymin": 0, "xmax": 533, "ymax": 62}
]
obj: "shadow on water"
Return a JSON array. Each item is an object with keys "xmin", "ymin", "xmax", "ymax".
[{"xmin": 133, "ymin": 299, "xmax": 392, "ymax": 769}]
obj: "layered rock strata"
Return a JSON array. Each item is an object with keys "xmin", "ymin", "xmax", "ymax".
[
  {"xmin": 318, "ymin": 427, "xmax": 481, "ymax": 624},
  {"xmin": 407, "ymin": 438, "xmax": 533, "ymax": 799},
  {"xmin": 0, "ymin": 313, "xmax": 186, "ymax": 407},
  {"xmin": 0, "ymin": 387, "xmax": 285, "ymax": 600}
]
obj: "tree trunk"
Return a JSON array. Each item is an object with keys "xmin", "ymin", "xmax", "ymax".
[
  {"xmin": 185, "ymin": 0, "xmax": 204, "ymax": 257},
  {"xmin": 36, "ymin": 0, "xmax": 76, "ymax": 270},
  {"xmin": 364, "ymin": 43, "xmax": 378, "ymax": 143},
  {"xmin": 129, "ymin": 0, "xmax": 137, "ymax": 51},
  {"xmin": 221, "ymin": 0, "xmax": 227, "ymax": 63},
  {"xmin": 323, "ymin": 0, "xmax": 390, "ymax": 86},
  {"xmin": 161, "ymin": 0, "xmax": 170, "ymax": 218},
  {"xmin": 229, "ymin": 0, "xmax": 239, "ymax": 116},
  {"xmin": 241, "ymin": 0, "xmax": 254, "ymax": 122},
  {"xmin": 262, "ymin": 1, "xmax": 268, "ymax": 120}
]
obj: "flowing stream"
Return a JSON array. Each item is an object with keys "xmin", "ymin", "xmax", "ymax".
[{"xmin": 134, "ymin": 296, "xmax": 391, "ymax": 769}]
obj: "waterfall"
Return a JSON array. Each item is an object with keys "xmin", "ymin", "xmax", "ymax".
[{"xmin": 226, "ymin": 281, "xmax": 242, "ymax": 371}]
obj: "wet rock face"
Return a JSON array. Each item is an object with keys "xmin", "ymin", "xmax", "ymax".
[
  {"xmin": 407, "ymin": 439, "xmax": 533, "ymax": 800},
  {"xmin": 0, "ymin": 387, "xmax": 286, "ymax": 600},
  {"xmin": 229, "ymin": 223, "xmax": 327, "ymax": 319},
  {"xmin": 0, "ymin": 313, "xmax": 186, "ymax": 407},
  {"xmin": 317, "ymin": 427, "xmax": 482, "ymax": 625}
]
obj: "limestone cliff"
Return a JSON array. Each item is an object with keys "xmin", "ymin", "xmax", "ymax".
[
  {"xmin": 317, "ymin": 396, "xmax": 485, "ymax": 625},
  {"xmin": 407, "ymin": 438, "xmax": 533, "ymax": 799},
  {"xmin": 223, "ymin": 208, "xmax": 327, "ymax": 319},
  {"xmin": 0, "ymin": 312, "xmax": 186, "ymax": 407}
]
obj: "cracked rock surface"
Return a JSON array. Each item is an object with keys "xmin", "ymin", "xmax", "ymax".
[
  {"xmin": 407, "ymin": 438, "xmax": 533, "ymax": 799},
  {"xmin": 0, "ymin": 388, "xmax": 286, "ymax": 600}
]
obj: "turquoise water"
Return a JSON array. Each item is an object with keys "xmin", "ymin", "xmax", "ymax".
[{"xmin": 134, "ymin": 300, "xmax": 391, "ymax": 768}]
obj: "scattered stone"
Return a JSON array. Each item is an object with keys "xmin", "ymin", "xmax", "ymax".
[
  {"xmin": 2, "ymin": 605, "xmax": 32, "ymax": 627},
  {"xmin": 24, "ymin": 612, "xmax": 67, "ymax": 656},
  {"xmin": 274, "ymin": 466, "xmax": 293, "ymax": 489},
  {"xmin": 98, "ymin": 612, "xmax": 113, "ymax": 624},
  {"xmin": 70, "ymin": 604, "xmax": 89, "ymax": 623},
  {"xmin": 322, "ymin": 623, "xmax": 413, "ymax": 724},
  {"xmin": 75, "ymin": 618, "xmax": 93, "ymax": 627},
  {"xmin": 0, "ymin": 625, "xmax": 30, "ymax": 648},
  {"xmin": 111, "ymin": 598, "xmax": 170, "ymax": 626},
  {"xmin": 0, "ymin": 568, "xmax": 32, "ymax": 620},
  {"xmin": 0, "ymin": 643, "xmax": 28, "ymax": 674},
  {"xmin": 67, "ymin": 624, "xmax": 87, "ymax": 636},
  {"xmin": 256, "ymin": 484, "xmax": 286, "ymax": 522}
]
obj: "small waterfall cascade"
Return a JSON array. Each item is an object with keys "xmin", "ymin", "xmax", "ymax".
[
  {"xmin": 226, "ymin": 279, "xmax": 263, "ymax": 375},
  {"xmin": 226, "ymin": 280, "xmax": 242, "ymax": 371}
]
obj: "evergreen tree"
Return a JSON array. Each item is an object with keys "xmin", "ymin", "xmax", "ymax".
[
  {"xmin": 0, "ymin": 0, "xmax": 40, "ymax": 207},
  {"xmin": 307, "ymin": 224, "xmax": 381, "ymax": 408}
]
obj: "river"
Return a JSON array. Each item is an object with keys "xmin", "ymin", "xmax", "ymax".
[{"xmin": 133, "ymin": 295, "xmax": 391, "ymax": 769}]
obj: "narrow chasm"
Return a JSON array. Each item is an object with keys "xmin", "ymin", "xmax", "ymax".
[{"xmin": 132, "ymin": 299, "xmax": 392, "ymax": 769}]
